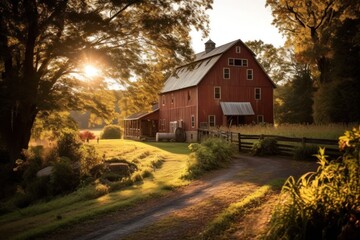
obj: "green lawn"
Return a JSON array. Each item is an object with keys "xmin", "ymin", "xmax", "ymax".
[{"xmin": 0, "ymin": 139, "xmax": 191, "ymax": 240}]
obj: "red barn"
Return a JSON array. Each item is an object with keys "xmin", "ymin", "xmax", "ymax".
[
  {"xmin": 124, "ymin": 39, "xmax": 275, "ymax": 141},
  {"xmin": 158, "ymin": 39, "xmax": 275, "ymax": 141}
]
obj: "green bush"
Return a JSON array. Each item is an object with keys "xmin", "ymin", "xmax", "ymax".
[
  {"xmin": 184, "ymin": 137, "xmax": 233, "ymax": 179},
  {"xmin": 50, "ymin": 158, "xmax": 79, "ymax": 195},
  {"xmin": 80, "ymin": 144, "xmax": 101, "ymax": 176},
  {"xmin": 141, "ymin": 168, "xmax": 153, "ymax": 178},
  {"xmin": 293, "ymin": 144, "xmax": 319, "ymax": 161},
  {"xmin": 57, "ymin": 128, "xmax": 83, "ymax": 162},
  {"xmin": 101, "ymin": 125, "xmax": 122, "ymax": 139},
  {"xmin": 264, "ymin": 127, "xmax": 360, "ymax": 240},
  {"xmin": 252, "ymin": 137, "xmax": 278, "ymax": 156}
]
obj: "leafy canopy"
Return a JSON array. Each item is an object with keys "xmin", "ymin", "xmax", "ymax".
[{"xmin": 0, "ymin": 0, "xmax": 212, "ymax": 161}]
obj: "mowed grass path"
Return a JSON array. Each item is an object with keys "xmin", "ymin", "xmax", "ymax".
[{"xmin": 0, "ymin": 140, "xmax": 191, "ymax": 240}]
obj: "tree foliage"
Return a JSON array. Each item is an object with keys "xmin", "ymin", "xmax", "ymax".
[
  {"xmin": 313, "ymin": 17, "xmax": 360, "ymax": 123},
  {"xmin": 266, "ymin": 0, "xmax": 359, "ymax": 84},
  {"xmin": 246, "ymin": 40, "xmax": 292, "ymax": 85},
  {"xmin": 0, "ymin": 0, "xmax": 212, "ymax": 164},
  {"xmin": 275, "ymin": 65, "xmax": 314, "ymax": 124}
]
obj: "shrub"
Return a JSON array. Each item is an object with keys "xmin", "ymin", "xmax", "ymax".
[
  {"xmin": 79, "ymin": 130, "xmax": 96, "ymax": 142},
  {"xmin": 12, "ymin": 192, "xmax": 33, "ymax": 209},
  {"xmin": 252, "ymin": 137, "xmax": 278, "ymax": 156},
  {"xmin": 56, "ymin": 128, "xmax": 83, "ymax": 162},
  {"xmin": 293, "ymin": 144, "xmax": 319, "ymax": 161},
  {"xmin": 80, "ymin": 144, "xmax": 101, "ymax": 176},
  {"xmin": 184, "ymin": 137, "xmax": 233, "ymax": 179},
  {"xmin": 141, "ymin": 169, "xmax": 153, "ymax": 178},
  {"xmin": 101, "ymin": 125, "xmax": 122, "ymax": 139},
  {"xmin": 150, "ymin": 158, "xmax": 164, "ymax": 169},
  {"xmin": 264, "ymin": 127, "xmax": 360, "ymax": 240},
  {"xmin": 26, "ymin": 176, "xmax": 50, "ymax": 200},
  {"xmin": 50, "ymin": 158, "xmax": 79, "ymax": 195}
]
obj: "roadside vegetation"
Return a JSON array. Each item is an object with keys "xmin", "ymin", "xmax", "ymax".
[
  {"xmin": 182, "ymin": 137, "xmax": 234, "ymax": 179},
  {"xmin": 263, "ymin": 127, "xmax": 360, "ymax": 239},
  {"xmin": 0, "ymin": 133, "xmax": 190, "ymax": 240}
]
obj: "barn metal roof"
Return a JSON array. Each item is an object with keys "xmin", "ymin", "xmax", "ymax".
[
  {"xmin": 220, "ymin": 102, "xmax": 255, "ymax": 116},
  {"xmin": 124, "ymin": 105, "xmax": 159, "ymax": 120},
  {"xmin": 161, "ymin": 55, "xmax": 221, "ymax": 93},
  {"xmin": 194, "ymin": 40, "xmax": 239, "ymax": 61}
]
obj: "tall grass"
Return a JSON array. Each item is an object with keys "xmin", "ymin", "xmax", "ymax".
[
  {"xmin": 223, "ymin": 123, "xmax": 358, "ymax": 139},
  {"xmin": 264, "ymin": 127, "xmax": 360, "ymax": 239}
]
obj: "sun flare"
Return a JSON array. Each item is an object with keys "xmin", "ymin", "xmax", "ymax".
[{"xmin": 83, "ymin": 64, "xmax": 99, "ymax": 77}]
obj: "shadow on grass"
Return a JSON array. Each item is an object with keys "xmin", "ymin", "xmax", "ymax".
[{"xmin": 142, "ymin": 142, "xmax": 191, "ymax": 155}]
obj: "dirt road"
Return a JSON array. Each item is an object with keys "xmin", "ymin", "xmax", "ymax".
[{"xmin": 44, "ymin": 154, "xmax": 316, "ymax": 240}]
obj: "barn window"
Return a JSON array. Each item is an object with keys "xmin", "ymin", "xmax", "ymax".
[
  {"xmin": 228, "ymin": 58, "xmax": 247, "ymax": 67},
  {"xmin": 171, "ymin": 94, "xmax": 174, "ymax": 104},
  {"xmin": 242, "ymin": 59, "xmax": 248, "ymax": 67},
  {"xmin": 214, "ymin": 87, "xmax": 221, "ymax": 99},
  {"xmin": 162, "ymin": 95, "xmax": 165, "ymax": 106},
  {"xmin": 257, "ymin": 115, "xmax": 264, "ymax": 123},
  {"xmin": 223, "ymin": 68, "xmax": 230, "ymax": 79},
  {"xmin": 247, "ymin": 69, "xmax": 253, "ymax": 80},
  {"xmin": 236, "ymin": 46, "xmax": 241, "ymax": 53},
  {"xmin": 191, "ymin": 115, "xmax": 195, "ymax": 128},
  {"xmin": 255, "ymin": 88, "xmax": 261, "ymax": 100},
  {"xmin": 208, "ymin": 115, "xmax": 216, "ymax": 127}
]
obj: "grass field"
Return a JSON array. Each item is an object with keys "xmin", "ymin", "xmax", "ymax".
[{"xmin": 0, "ymin": 139, "xmax": 191, "ymax": 240}]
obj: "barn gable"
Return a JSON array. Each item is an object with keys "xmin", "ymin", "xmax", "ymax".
[{"xmin": 161, "ymin": 39, "xmax": 275, "ymax": 94}]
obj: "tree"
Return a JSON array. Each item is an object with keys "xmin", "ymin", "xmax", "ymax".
[
  {"xmin": 313, "ymin": 18, "xmax": 360, "ymax": 123},
  {"xmin": 0, "ymin": 0, "xmax": 212, "ymax": 166},
  {"xmin": 246, "ymin": 40, "xmax": 292, "ymax": 85},
  {"xmin": 266, "ymin": 0, "xmax": 359, "ymax": 84},
  {"xmin": 275, "ymin": 65, "xmax": 314, "ymax": 123}
]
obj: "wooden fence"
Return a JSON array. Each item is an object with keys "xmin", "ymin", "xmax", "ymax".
[{"xmin": 198, "ymin": 129, "xmax": 341, "ymax": 157}]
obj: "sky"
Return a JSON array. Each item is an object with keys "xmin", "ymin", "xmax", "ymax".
[{"xmin": 190, "ymin": 0, "xmax": 286, "ymax": 53}]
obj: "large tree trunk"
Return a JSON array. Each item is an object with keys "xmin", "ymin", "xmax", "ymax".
[
  {"xmin": 0, "ymin": 101, "xmax": 37, "ymax": 165},
  {"xmin": 317, "ymin": 56, "xmax": 332, "ymax": 84}
]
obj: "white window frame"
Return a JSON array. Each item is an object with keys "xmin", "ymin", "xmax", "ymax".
[
  {"xmin": 255, "ymin": 88, "xmax": 261, "ymax": 100},
  {"xmin": 214, "ymin": 86, "xmax": 221, "ymax": 99},
  {"xmin": 228, "ymin": 58, "xmax": 247, "ymax": 67},
  {"xmin": 208, "ymin": 115, "xmax": 216, "ymax": 127},
  {"xmin": 257, "ymin": 115, "xmax": 264, "ymax": 123},
  {"xmin": 223, "ymin": 68, "xmax": 230, "ymax": 79},
  {"xmin": 242, "ymin": 59, "xmax": 248, "ymax": 67},
  {"xmin": 236, "ymin": 46, "xmax": 241, "ymax": 53},
  {"xmin": 162, "ymin": 95, "xmax": 165, "ymax": 106},
  {"xmin": 247, "ymin": 69, "xmax": 253, "ymax": 80}
]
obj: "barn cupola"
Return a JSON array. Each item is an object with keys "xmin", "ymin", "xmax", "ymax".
[{"xmin": 205, "ymin": 39, "xmax": 216, "ymax": 53}]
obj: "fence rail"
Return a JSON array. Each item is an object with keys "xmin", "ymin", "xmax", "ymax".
[{"xmin": 198, "ymin": 129, "xmax": 341, "ymax": 157}]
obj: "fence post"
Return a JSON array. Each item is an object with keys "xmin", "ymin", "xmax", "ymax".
[
  {"xmin": 238, "ymin": 133, "xmax": 241, "ymax": 152},
  {"xmin": 302, "ymin": 137, "xmax": 306, "ymax": 148}
]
